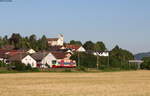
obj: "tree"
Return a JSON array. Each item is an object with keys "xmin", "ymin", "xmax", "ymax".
[
  {"xmin": 0, "ymin": 37, "xmax": 3, "ymax": 48},
  {"xmin": 83, "ymin": 41, "xmax": 95, "ymax": 50},
  {"xmin": 9, "ymin": 33, "xmax": 22, "ymax": 49},
  {"xmin": 11, "ymin": 61, "xmax": 26, "ymax": 71},
  {"xmin": 29, "ymin": 34, "xmax": 37, "ymax": 50},
  {"xmin": 38, "ymin": 35, "xmax": 48, "ymax": 50},
  {"xmin": 109, "ymin": 45, "xmax": 134, "ymax": 69},
  {"xmin": 70, "ymin": 40, "xmax": 82, "ymax": 46},
  {"xmin": 141, "ymin": 57, "xmax": 150, "ymax": 70},
  {"xmin": 3, "ymin": 35, "xmax": 9, "ymax": 45},
  {"xmin": 94, "ymin": 41, "xmax": 106, "ymax": 51},
  {"xmin": 25, "ymin": 64, "xmax": 32, "ymax": 70},
  {"xmin": 71, "ymin": 52, "xmax": 97, "ymax": 68}
]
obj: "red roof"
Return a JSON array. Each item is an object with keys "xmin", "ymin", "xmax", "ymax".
[
  {"xmin": 47, "ymin": 38, "xmax": 58, "ymax": 41},
  {"xmin": 5, "ymin": 50, "xmax": 25, "ymax": 57},
  {"xmin": 0, "ymin": 49, "xmax": 9, "ymax": 58},
  {"xmin": 51, "ymin": 52, "xmax": 70, "ymax": 59},
  {"xmin": 65, "ymin": 45, "xmax": 81, "ymax": 51}
]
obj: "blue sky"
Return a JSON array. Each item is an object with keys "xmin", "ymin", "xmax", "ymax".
[{"xmin": 0, "ymin": 0, "xmax": 150, "ymax": 54}]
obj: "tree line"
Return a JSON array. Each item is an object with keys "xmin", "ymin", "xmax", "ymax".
[
  {"xmin": 71, "ymin": 45, "xmax": 136, "ymax": 71},
  {"xmin": 0, "ymin": 33, "xmax": 48, "ymax": 51},
  {"xmin": 0, "ymin": 33, "xmax": 107, "ymax": 51}
]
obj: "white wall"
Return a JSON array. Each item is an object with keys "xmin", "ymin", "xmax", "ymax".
[
  {"xmin": 41, "ymin": 53, "xmax": 57, "ymax": 68},
  {"xmin": 93, "ymin": 52, "xmax": 109, "ymax": 57},
  {"xmin": 50, "ymin": 41, "xmax": 58, "ymax": 46},
  {"xmin": 21, "ymin": 55, "xmax": 37, "ymax": 68},
  {"xmin": 49, "ymin": 34, "xmax": 64, "ymax": 46},
  {"xmin": 99, "ymin": 52, "xmax": 109, "ymax": 56}
]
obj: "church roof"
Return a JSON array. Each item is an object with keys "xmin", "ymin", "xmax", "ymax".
[{"xmin": 47, "ymin": 38, "xmax": 58, "ymax": 41}]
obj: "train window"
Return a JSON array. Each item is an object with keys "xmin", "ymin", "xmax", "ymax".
[{"xmin": 52, "ymin": 60, "xmax": 56, "ymax": 65}]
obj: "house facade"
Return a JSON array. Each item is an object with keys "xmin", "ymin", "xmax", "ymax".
[
  {"xmin": 21, "ymin": 55, "xmax": 37, "ymax": 68},
  {"xmin": 41, "ymin": 53, "xmax": 57, "ymax": 68},
  {"xmin": 8, "ymin": 53, "xmax": 37, "ymax": 68}
]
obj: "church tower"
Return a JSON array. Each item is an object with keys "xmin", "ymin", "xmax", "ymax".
[{"xmin": 58, "ymin": 34, "xmax": 64, "ymax": 46}]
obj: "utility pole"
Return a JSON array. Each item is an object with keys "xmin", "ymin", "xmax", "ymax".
[
  {"xmin": 96, "ymin": 52, "xmax": 99, "ymax": 69},
  {"xmin": 78, "ymin": 52, "xmax": 80, "ymax": 68},
  {"xmin": 107, "ymin": 53, "xmax": 109, "ymax": 67},
  {"xmin": 107, "ymin": 52, "xmax": 109, "ymax": 67}
]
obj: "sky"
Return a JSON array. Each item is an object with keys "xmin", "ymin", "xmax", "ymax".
[{"xmin": 0, "ymin": 0, "xmax": 150, "ymax": 54}]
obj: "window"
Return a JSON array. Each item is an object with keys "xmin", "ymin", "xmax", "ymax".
[{"xmin": 52, "ymin": 60, "xmax": 56, "ymax": 65}]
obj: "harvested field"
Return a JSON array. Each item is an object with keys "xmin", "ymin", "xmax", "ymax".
[{"xmin": 0, "ymin": 70, "xmax": 150, "ymax": 96}]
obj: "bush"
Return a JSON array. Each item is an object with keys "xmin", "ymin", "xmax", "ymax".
[
  {"xmin": 77, "ymin": 66, "xmax": 87, "ymax": 72},
  {"xmin": 31, "ymin": 68, "xmax": 40, "ymax": 72},
  {"xmin": 0, "ymin": 61, "xmax": 7, "ymax": 67},
  {"xmin": 25, "ymin": 64, "xmax": 32, "ymax": 71},
  {"xmin": 63, "ymin": 68, "xmax": 72, "ymax": 72},
  {"xmin": 11, "ymin": 61, "xmax": 26, "ymax": 71},
  {"xmin": 99, "ymin": 65, "xmax": 108, "ymax": 70}
]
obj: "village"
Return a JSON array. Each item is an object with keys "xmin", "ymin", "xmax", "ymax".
[{"xmin": 0, "ymin": 34, "xmax": 109, "ymax": 69}]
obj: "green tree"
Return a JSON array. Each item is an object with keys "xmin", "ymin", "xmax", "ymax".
[
  {"xmin": 94, "ymin": 41, "xmax": 106, "ymax": 51},
  {"xmin": 109, "ymin": 45, "xmax": 134, "ymax": 69},
  {"xmin": 29, "ymin": 34, "xmax": 38, "ymax": 50},
  {"xmin": 3, "ymin": 35, "xmax": 9, "ymax": 45},
  {"xmin": 83, "ymin": 41, "xmax": 95, "ymax": 50},
  {"xmin": 25, "ymin": 64, "xmax": 32, "ymax": 71},
  {"xmin": 71, "ymin": 52, "xmax": 97, "ymax": 68},
  {"xmin": 9, "ymin": 33, "xmax": 22, "ymax": 49},
  {"xmin": 141, "ymin": 57, "xmax": 150, "ymax": 70},
  {"xmin": 38, "ymin": 35, "xmax": 48, "ymax": 50},
  {"xmin": 70, "ymin": 40, "xmax": 82, "ymax": 46}
]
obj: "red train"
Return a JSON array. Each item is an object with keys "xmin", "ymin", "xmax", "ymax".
[{"xmin": 52, "ymin": 59, "xmax": 76, "ymax": 68}]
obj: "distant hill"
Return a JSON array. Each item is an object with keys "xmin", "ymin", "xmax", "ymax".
[{"xmin": 135, "ymin": 52, "xmax": 150, "ymax": 60}]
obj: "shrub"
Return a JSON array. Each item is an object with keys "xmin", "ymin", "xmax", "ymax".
[
  {"xmin": 63, "ymin": 68, "xmax": 72, "ymax": 72},
  {"xmin": 31, "ymin": 68, "xmax": 40, "ymax": 72},
  {"xmin": 0, "ymin": 61, "xmax": 7, "ymax": 67},
  {"xmin": 77, "ymin": 66, "xmax": 87, "ymax": 72},
  {"xmin": 11, "ymin": 61, "xmax": 26, "ymax": 71},
  {"xmin": 25, "ymin": 64, "xmax": 32, "ymax": 71}
]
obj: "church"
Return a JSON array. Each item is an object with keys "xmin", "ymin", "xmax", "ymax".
[{"xmin": 47, "ymin": 34, "xmax": 64, "ymax": 46}]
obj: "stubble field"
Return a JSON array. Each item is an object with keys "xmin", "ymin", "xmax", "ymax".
[{"xmin": 0, "ymin": 70, "xmax": 150, "ymax": 96}]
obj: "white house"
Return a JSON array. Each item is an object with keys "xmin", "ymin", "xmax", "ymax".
[
  {"xmin": 77, "ymin": 46, "xmax": 86, "ymax": 52},
  {"xmin": 65, "ymin": 45, "xmax": 86, "ymax": 52},
  {"xmin": 47, "ymin": 34, "xmax": 64, "ymax": 46},
  {"xmin": 9, "ymin": 53, "xmax": 37, "ymax": 68},
  {"xmin": 41, "ymin": 52, "xmax": 73, "ymax": 68},
  {"xmin": 41, "ymin": 53, "xmax": 57, "ymax": 68},
  {"xmin": 93, "ymin": 51, "xmax": 109, "ymax": 57},
  {"xmin": 21, "ymin": 55, "xmax": 37, "ymax": 68}
]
